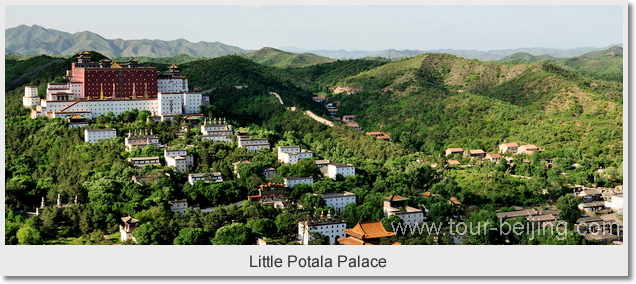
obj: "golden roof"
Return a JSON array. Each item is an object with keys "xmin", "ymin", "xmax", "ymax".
[
  {"xmin": 168, "ymin": 64, "xmax": 179, "ymax": 69},
  {"xmin": 343, "ymin": 222, "xmax": 395, "ymax": 240},
  {"xmin": 110, "ymin": 61, "xmax": 122, "ymax": 69}
]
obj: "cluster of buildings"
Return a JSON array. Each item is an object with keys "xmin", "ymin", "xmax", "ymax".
[
  {"xmin": 23, "ymin": 51, "xmax": 203, "ymax": 121},
  {"xmin": 444, "ymin": 142, "xmax": 542, "ymax": 167}
]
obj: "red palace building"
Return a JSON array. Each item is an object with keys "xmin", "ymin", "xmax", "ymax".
[{"xmin": 70, "ymin": 51, "xmax": 158, "ymax": 99}]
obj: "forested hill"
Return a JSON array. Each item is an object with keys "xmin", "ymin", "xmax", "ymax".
[
  {"xmin": 329, "ymin": 53, "xmax": 622, "ymax": 168},
  {"xmin": 499, "ymin": 46, "xmax": 623, "ymax": 81},
  {"xmin": 240, "ymin": 47, "xmax": 335, "ymax": 68}
]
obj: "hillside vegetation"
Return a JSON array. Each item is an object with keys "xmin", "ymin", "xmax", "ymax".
[
  {"xmin": 240, "ymin": 47, "xmax": 335, "ymax": 68},
  {"xmin": 499, "ymin": 46, "xmax": 623, "ymax": 81}
]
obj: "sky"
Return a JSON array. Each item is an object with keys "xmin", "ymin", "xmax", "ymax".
[{"xmin": 5, "ymin": 5, "xmax": 624, "ymax": 51}]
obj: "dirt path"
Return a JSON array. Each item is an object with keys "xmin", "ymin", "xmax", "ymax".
[
  {"xmin": 9, "ymin": 58, "xmax": 65, "ymax": 86},
  {"xmin": 270, "ymin": 91, "xmax": 333, "ymax": 127}
]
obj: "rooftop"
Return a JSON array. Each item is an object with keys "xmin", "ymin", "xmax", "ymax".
[
  {"xmin": 446, "ymin": 147, "xmax": 463, "ymax": 152},
  {"xmin": 502, "ymin": 142, "xmax": 519, "ymax": 147},
  {"xmin": 469, "ymin": 149, "xmax": 486, "ymax": 155},
  {"xmin": 316, "ymin": 191, "xmax": 356, "ymax": 199},
  {"xmin": 343, "ymin": 222, "xmax": 395, "ymax": 240},
  {"xmin": 384, "ymin": 195, "xmax": 408, "ymax": 202},
  {"xmin": 85, "ymin": 128, "xmax": 116, "ymax": 132}
]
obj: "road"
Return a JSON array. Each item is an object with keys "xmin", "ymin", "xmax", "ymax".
[
  {"xmin": 269, "ymin": 91, "xmax": 333, "ymax": 127},
  {"xmin": 10, "ymin": 58, "xmax": 65, "ymax": 86}
]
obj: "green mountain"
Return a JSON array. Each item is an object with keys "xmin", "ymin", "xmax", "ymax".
[
  {"xmin": 240, "ymin": 47, "xmax": 334, "ymax": 68},
  {"xmin": 499, "ymin": 46, "xmax": 623, "ymax": 81},
  {"xmin": 5, "ymin": 25, "xmax": 248, "ymax": 58},
  {"xmin": 330, "ymin": 53, "xmax": 622, "ymax": 167}
]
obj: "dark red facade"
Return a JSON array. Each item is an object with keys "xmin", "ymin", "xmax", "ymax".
[{"xmin": 73, "ymin": 66, "xmax": 158, "ymax": 99}]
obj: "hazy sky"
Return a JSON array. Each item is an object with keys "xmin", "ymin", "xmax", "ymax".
[{"xmin": 5, "ymin": 5, "xmax": 623, "ymax": 51}]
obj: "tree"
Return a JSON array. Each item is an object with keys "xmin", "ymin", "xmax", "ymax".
[
  {"xmin": 275, "ymin": 212, "xmax": 299, "ymax": 236},
  {"xmin": 173, "ymin": 228, "xmax": 207, "ymax": 245},
  {"xmin": 246, "ymin": 218, "xmax": 277, "ymax": 238},
  {"xmin": 381, "ymin": 215, "xmax": 403, "ymax": 235},
  {"xmin": 308, "ymin": 232, "xmax": 330, "ymax": 245},
  {"xmin": 5, "ymin": 222, "xmax": 21, "ymax": 245},
  {"xmin": 17, "ymin": 226, "xmax": 43, "ymax": 245},
  {"xmin": 133, "ymin": 222, "xmax": 161, "ymax": 245},
  {"xmin": 556, "ymin": 194, "xmax": 583, "ymax": 227},
  {"xmin": 212, "ymin": 223, "xmax": 253, "ymax": 245}
]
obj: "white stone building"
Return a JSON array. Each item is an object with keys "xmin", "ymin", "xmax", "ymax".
[
  {"xmin": 22, "ymin": 86, "xmax": 41, "ymax": 109},
  {"xmin": 298, "ymin": 219, "xmax": 347, "ymax": 245},
  {"xmin": 277, "ymin": 146, "xmax": 314, "ymax": 164},
  {"xmin": 169, "ymin": 200, "xmax": 189, "ymax": 214},
  {"xmin": 284, "ymin": 177, "xmax": 314, "ymax": 188},
  {"xmin": 201, "ymin": 118, "xmax": 233, "ymax": 143},
  {"xmin": 165, "ymin": 149, "xmax": 194, "ymax": 172},
  {"xmin": 383, "ymin": 195, "xmax": 425, "ymax": 225},
  {"xmin": 237, "ymin": 135, "xmax": 270, "ymax": 152},
  {"xmin": 127, "ymin": 156, "xmax": 161, "ymax": 169},
  {"xmin": 188, "ymin": 172, "xmax": 223, "ymax": 185},
  {"xmin": 315, "ymin": 191, "xmax": 357, "ymax": 212},
  {"xmin": 84, "ymin": 128, "xmax": 117, "ymax": 143},
  {"xmin": 125, "ymin": 130, "xmax": 160, "ymax": 151},
  {"xmin": 327, "ymin": 163, "xmax": 356, "ymax": 180}
]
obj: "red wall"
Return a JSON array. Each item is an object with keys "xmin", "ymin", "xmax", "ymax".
[{"xmin": 77, "ymin": 67, "xmax": 158, "ymax": 99}]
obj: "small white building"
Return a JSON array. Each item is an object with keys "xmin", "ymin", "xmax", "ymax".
[
  {"xmin": 237, "ymin": 136, "xmax": 270, "ymax": 152},
  {"xmin": 605, "ymin": 195, "xmax": 623, "ymax": 213},
  {"xmin": 84, "ymin": 128, "xmax": 117, "ymax": 143},
  {"xmin": 383, "ymin": 195, "xmax": 425, "ymax": 225},
  {"xmin": 277, "ymin": 146, "xmax": 314, "ymax": 164},
  {"xmin": 165, "ymin": 149, "xmax": 194, "ymax": 172},
  {"xmin": 315, "ymin": 160, "xmax": 331, "ymax": 168},
  {"xmin": 314, "ymin": 191, "xmax": 357, "ymax": 212},
  {"xmin": 499, "ymin": 143, "xmax": 519, "ymax": 154},
  {"xmin": 188, "ymin": 172, "xmax": 223, "ymax": 185},
  {"xmin": 263, "ymin": 167, "xmax": 277, "ymax": 180},
  {"xmin": 119, "ymin": 216, "xmax": 138, "ymax": 243},
  {"xmin": 169, "ymin": 200, "xmax": 189, "ymax": 214},
  {"xmin": 127, "ymin": 156, "xmax": 161, "ymax": 169},
  {"xmin": 125, "ymin": 130, "xmax": 161, "ymax": 151},
  {"xmin": 23, "ymin": 86, "xmax": 41, "ymax": 109},
  {"xmin": 284, "ymin": 177, "xmax": 314, "ymax": 188},
  {"xmin": 327, "ymin": 163, "xmax": 356, "ymax": 180},
  {"xmin": 298, "ymin": 219, "xmax": 347, "ymax": 245},
  {"xmin": 518, "ymin": 144, "xmax": 539, "ymax": 155}
]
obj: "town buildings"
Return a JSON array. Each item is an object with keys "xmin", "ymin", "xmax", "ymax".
[
  {"xmin": 445, "ymin": 147, "xmax": 464, "ymax": 157},
  {"xmin": 326, "ymin": 163, "xmax": 356, "ymax": 180},
  {"xmin": 277, "ymin": 146, "xmax": 314, "ymax": 164},
  {"xmin": 125, "ymin": 130, "xmax": 161, "ymax": 151},
  {"xmin": 284, "ymin": 177, "xmax": 314, "ymax": 188},
  {"xmin": 201, "ymin": 118, "xmax": 233, "ymax": 143},
  {"xmin": 164, "ymin": 149, "xmax": 194, "ymax": 172},
  {"xmin": 298, "ymin": 218, "xmax": 347, "ymax": 245},
  {"xmin": 499, "ymin": 143, "xmax": 519, "ymax": 154},
  {"xmin": 127, "ymin": 157, "xmax": 161, "ymax": 169},
  {"xmin": 119, "ymin": 216, "xmax": 139, "ymax": 243},
  {"xmin": 237, "ymin": 132, "xmax": 270, "ymax": 152},
  {"xmin": 314, "ymin": 191, "xmax": 356, "ymax": 213},
  {"xmin": 24, "ymin": 52, "xmax": 203, "ymax": 121},
  {"xmin": 188, "ymin": 172, "xmax": 223, "ymax": 185},
  {"xmin": 383, "ymin": 195, "xmax": 425, "ymax": 225},
  {"xmin": 84, "ymin": 128, "xmax": 117, "ymax": 143}
]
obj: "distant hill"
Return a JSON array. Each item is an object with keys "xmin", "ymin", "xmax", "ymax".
[
  {"xmin": 325, "ymin": 53, "xmax": 622, "ymax": 162},
  {"xmin": 279, "ymin": 46, "xmax": 622, "ymax": 61},
  {"xmin": 499, "ymin": 46, "xmax": 623, "ymax": 81},
  {"xmin": 240, "ymin": 47, "xmax": 334, "ymax": 68},
  {"xmin": 5, "ymin": 25, "xmax": 249, "ymax": 58}
]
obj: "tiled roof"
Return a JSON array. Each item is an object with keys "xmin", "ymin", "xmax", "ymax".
[
  {"xmin": 447, "ymin": 160, "xmax": 460, "ymax": 165},
  {"xmin": 469, "ymin": 149, "xmax": 486, "ymax": 154},
  {"xmin": 343, "ymin": 222, "xmax": 395, "ymax": 240},
  {"xmin": 337, "ymin": 237, "xmax": 365, "ymax": 245},
  {"xmin": 449, "ymin": 197, "xmax": 462, "ymax": 205},
  {"xmin": 446, "ymin": 147, "xmax": 463, "ymax": 152},
  {"xmin": 502, "ymin": 142, "xmax": 519, "ymax": 147},
  {"xmin": 384, "ymin": 195, "xmax": 408, "ymax": 202}
]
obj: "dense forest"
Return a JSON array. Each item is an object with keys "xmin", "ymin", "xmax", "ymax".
[{"xmin": 5, "ymin": 49, "xmax": 622, "ymax": 245}]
